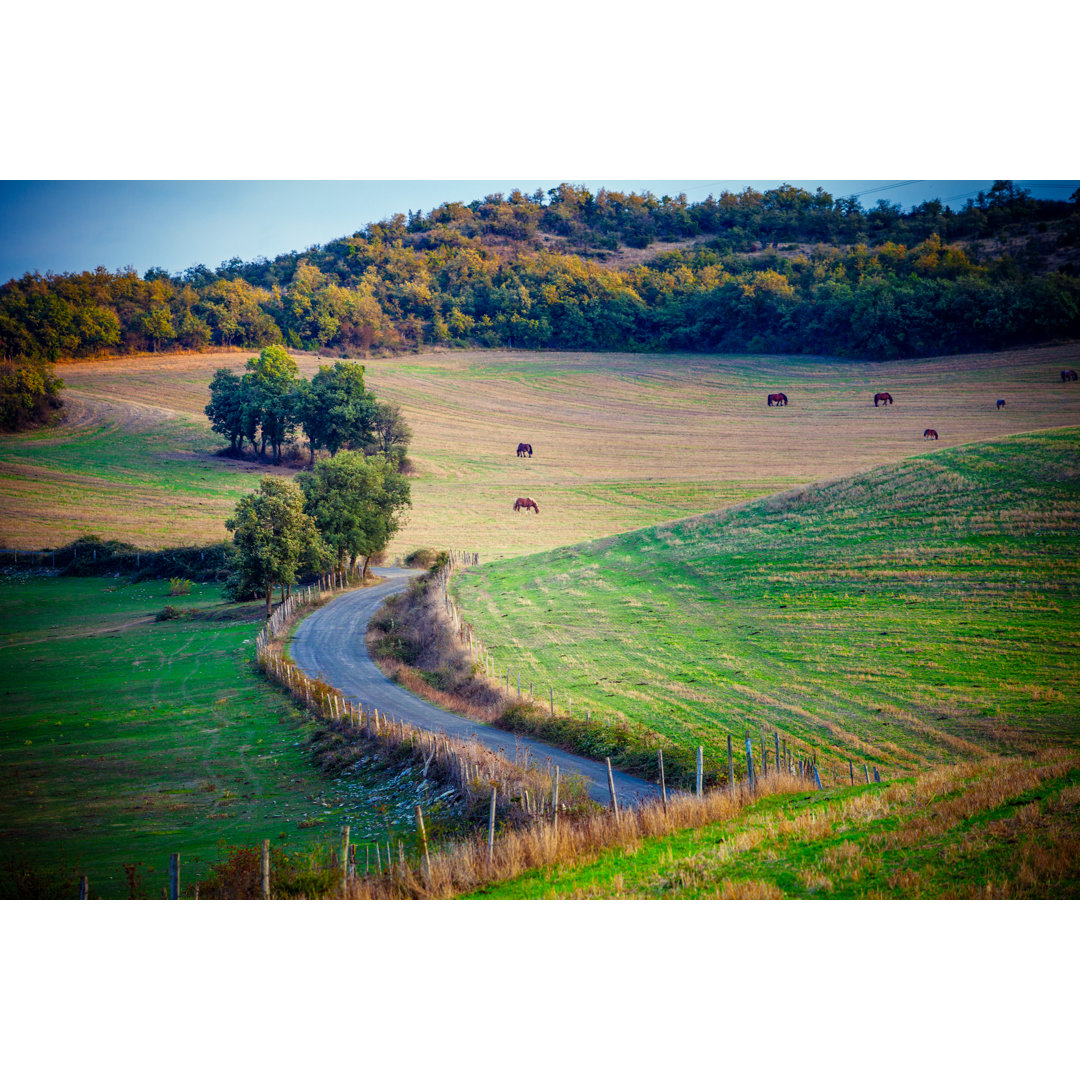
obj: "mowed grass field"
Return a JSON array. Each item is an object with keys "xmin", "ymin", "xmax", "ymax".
[
  {"xmin": 1, "ymin": 343, "xmax": 1077, "ymax": 555},
  {"xmin": 0, "ymin": 577, "xmax": 448, "ymax": 898},
  {"xmin": 451, "ymin": 429, "xmax": 1080, "ymax": 778}
]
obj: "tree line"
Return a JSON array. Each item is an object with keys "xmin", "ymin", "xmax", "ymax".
[
  {"xmin": 205, "ymin": 347, "xmax": 410, "ymax": 465},
  {"xmin": 3, "ymin": 182, "xmax": 1079, "ymax": 429}
]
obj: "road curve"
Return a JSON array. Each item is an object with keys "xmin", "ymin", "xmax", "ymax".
[{"xmin": 289, "ymin": 567, "xmax": 658, "ymax": 806}]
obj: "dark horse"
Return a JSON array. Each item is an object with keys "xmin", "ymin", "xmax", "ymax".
[
  {"xmin": 1062, "ymin": 369, "xmax": 1079, "ymax": 382},
  {"xmin": 516, "ymin": 442, "xmax": 533, "ymax": 457},
  {"xmin": 997, "ymin": 399, "xmax": 1006, "ymax": 409},
  {"xmin": 923, "ymin": 428, "xmax": 938, "ymax": 440},
  {"xmin": 874, "ymin": 392, "xmax": 893, "ymax": 406},
  {"xmin": 767, "ymin": 393, "xmax": 788, "ymax": 407},
  {"xmin": 513, "ymin": 497, "xmax": 539, "ymax": 513}
]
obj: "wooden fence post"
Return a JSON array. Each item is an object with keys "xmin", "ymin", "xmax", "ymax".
[
  {"xmin": 727, "ymin": 733, "xmax": 734, "ymax": 792},
  {"xmin": 79, "ymin": 876, "xmax": 88, "ymax": 900},
  {"xmin": 812, "ymin": 763, "xmax": 823, "ymax": 790},
  {"xmin": 415, "ymin": 806, "xmax": 431, "ymax": 882},
  {"xmin": 658, "ymin": 750, "xmax": 667, "ymax": 807},
  {"xmin": 849, "ymin": 760, "xmax": 855, "ymax": 785},
  {"xmin": 873, "ymin": 766, "xmax": 881, "ymax": 783},
  {"xmin": 696, "ymin": 746, "xmax": 703, "ymax": 798},
  {"xmin": 168, "ymin": 853, "xmax": 179, "ymax": 900},
  {"xmin": 487, "ymin": 784, "xmax": 498, "ymax": 872},
  {"xmin": 744, "ymin": 735, "xmax": 755, "ymax": 794},
  {"xmin": 763, "ymin": 746, "xmax": 769, "ymax": 778},
  {"xmin": 340, "ymin": 826, "xmax": 350, "ymax": 896},
  {"xmin": 261, "ymin": 839, "xmax": 270, "ymax": 900},
  {"xmin": 549, "ymin": 688, "xmax": 554, "ymax": 718},
  {"xmin": 864, "ymin": 763, "xmax": 871, "ymax": 784},
  {"xmin": 552, "ymin": 767, "xmax": 560, "ymax": 828},
  {"xmin": 605, "ymin": 758, "xmax": 620, "ymax": 822}
]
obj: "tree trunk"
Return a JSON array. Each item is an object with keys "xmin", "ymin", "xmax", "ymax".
[
  {"xmin": 265, "ymin": 586, "xmax": 273, "ymax": 618},
  {"xmin": 362, "ymin": 554, "xmax": 371, "ymax": 580}
]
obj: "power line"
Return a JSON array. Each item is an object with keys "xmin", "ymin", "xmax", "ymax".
[{"xmin": 847, "ymin": 180, "xmax": 924, "ymax": 200}]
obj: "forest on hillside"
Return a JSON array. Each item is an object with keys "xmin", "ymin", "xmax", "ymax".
[{"xmin": 3, "ymin": 181, "xmax": 1079, "ymax": 428}]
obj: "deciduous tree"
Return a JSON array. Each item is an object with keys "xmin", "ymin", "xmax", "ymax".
[
  {"xmin": 226, "ymin": 477, "xmax": 329, "ymax": 615},
  {"xmin": 299, "ymin": 451, "xmax": 410, "ymax": 578}
]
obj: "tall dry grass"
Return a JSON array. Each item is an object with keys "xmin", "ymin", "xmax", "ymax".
[{"xmin": 345, "ymin": 769, "xmax": 816, "ymax": 899}]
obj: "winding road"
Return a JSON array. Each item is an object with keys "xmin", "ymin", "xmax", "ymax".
[{"xmin": 289, "ymin": 568, "xmax": 659, "ymax": 805}]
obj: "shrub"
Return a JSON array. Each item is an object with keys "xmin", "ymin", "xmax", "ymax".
[
  {"xmin": 155, "ymin": 605, "xmax": 183, "ymax": 621},
  {"xmin": 168, "ymin": 577, "xmax": 193, "ymax": 596},
  {"xmin": 403, "ymin": 548, "xmax": 442, "ymax": 569}
]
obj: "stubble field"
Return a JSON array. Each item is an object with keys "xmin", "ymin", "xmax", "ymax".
[{"xmin": 1, "ymin": 343, "xmax": 1077, "ymax": 556}]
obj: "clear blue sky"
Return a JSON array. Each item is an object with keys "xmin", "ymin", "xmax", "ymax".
[{"xmin": 1, "ymin": 179, "xmax": 1077, "ymax": 286}]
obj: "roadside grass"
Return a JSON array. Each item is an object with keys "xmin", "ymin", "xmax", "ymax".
[
  {"xmin": 451, "ymin": 429, "xmax": 1080, "ymax": 778},
  {"xmin": 3, "ymin": 343, "xmax": 1078, "ymax": 553},
  {"xmin": 471, "ymin": 750, "xmax": 1080, "ymax": 899},
  {"xmin": 0, "ymin": 576, "xmax": 457, "ymax": 898}
]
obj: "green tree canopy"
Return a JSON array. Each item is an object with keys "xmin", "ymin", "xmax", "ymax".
[
  {"xmin": 226, "ymin": 476, "xmax": 329, "ymax": 615},
  {"xmin": 299, "ymin": 360, "xmax": 377, "ymax": 465},
  {"xmin": 204, "ymin": 367, "xmax": 245, "ymax": 454},
  {"xmin": 299, "ymin": 451, "xmax": 411, "ymax": 577},
  {"xmin": 369, "ymin": 400, "xmax": 412, "ymax": 460},
  {"xmin": 245, "ymin": 345, "xmax": 299, "ymax": 463}
]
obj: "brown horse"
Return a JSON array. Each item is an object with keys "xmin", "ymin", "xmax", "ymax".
[
  {"xmin": 767, "ymin": 393, "xmax": 788, "ymax": 407},
  {"xmin": 874, "ymin": 392, "xmax": 893, "ymax": 406},
  {"xmin": 923, "ymin": 429, "xmax": 938, "ymax": 440},
  {"xmin": 996, "ymin": 399, "xmax": 1006, "ymax": 409},
  {"xmin": 516, "ymin": 442, "xmax": 533, "ymax": 457},
  {"xmin": 513, "ymin": 497, "xmax": 539, "ymax": 513},
  {"xmin": 1062, "ymin": 369, "xmax": 1078, "ymax": 382}
]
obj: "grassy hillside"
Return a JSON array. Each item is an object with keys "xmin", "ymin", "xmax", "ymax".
[
  {"xmin": 2, "ymin": 343, "xmax": 1078, "ymax": 554},
  {"xmin": 0, "ymin": 577, "xmax": 453, "ymax": 898},
  {"xmin": 472, "ymin": 751, "xmax": 1080, "ymax": 899},
  {"xmin": 452, "ymin": 429, "xmax": 1080, "ymax": 778}
]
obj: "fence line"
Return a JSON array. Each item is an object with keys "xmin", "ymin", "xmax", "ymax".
[
  {"xmin": 254, "ymin": 553, "xmax": 568, "ymax": 823},
  {"xmin": 434, "ymin": 557, "xmax": 884, "ymax": 794}
]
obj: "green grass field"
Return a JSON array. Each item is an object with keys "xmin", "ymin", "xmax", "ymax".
[
  {"xmin": 452, "ymin": 429, "xmax": 1080, "ymax": 778},
  {"xmin": 3, "ymin": 345, "xmax": 1080, "ymax": 899},
  {"xmin": 472, "ymin": 752, "xmax": 1080, "ymax": 899},
  {"xmin": 0, "ymin": 576, "xmax": 453, "ymax": 898}
]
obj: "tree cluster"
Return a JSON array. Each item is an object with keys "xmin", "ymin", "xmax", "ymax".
[
  {"xmin": 225, "ymin": 453, "xmax": 411, "ymax": 614},
  {"xmin": 205, "ymin": 347, "xmax": 411, "ymax": 465}
]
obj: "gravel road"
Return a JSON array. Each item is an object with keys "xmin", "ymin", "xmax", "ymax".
[{"xmin": 289, "ymin": 567, "xmax": 659, "ymax": 805}]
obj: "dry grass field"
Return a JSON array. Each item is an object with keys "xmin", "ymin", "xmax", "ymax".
[{"xmin": 1, "ymin": 343, "xmax": 1078, "ymax": 554}]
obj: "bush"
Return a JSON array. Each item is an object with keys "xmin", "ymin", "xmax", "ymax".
[
  {"xmin": 155, "ymin": 605, "xmax": 184, "ymax": 621},
  {"xmin": 168, "ymin": 577, "xmax": 193, "ymax": 596},
  {"xmin": 403, "ymin": 548, "xmax": 443, "ymax": 569},
  {"xmin": 57, "ymin": 536, "xmax": 232, "ymax": 582}
]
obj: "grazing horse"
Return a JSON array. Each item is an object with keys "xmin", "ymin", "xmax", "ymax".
[
  {"xmin": 874, "ymin": 392, "xmax": 893, "ymax": 406},
  {"xmin": 1062, "ymin": 369, "xmax": 1079, "ymax": 382},
  {"xmin": 923, "ymin": 429, "xmax": 938, "ymax": 440},
  {"xmin": 516, "ymin": 442, "xmax": 533, "ymax": 457},
  {"xmin": 767, "ymin": 393, "xmax": 788, "ymax": 407},
  {"xmin": 513, "ymin": 497, "xmax": 539, "ymax": 513},
  {"xmin": 996, "ymin": 399, "xmax": 1006, "ymax": 410}
]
